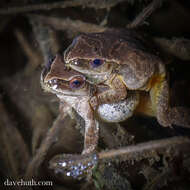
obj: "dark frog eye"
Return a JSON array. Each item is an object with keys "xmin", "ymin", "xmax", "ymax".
[
  {"xmin": 90, "ymin": 59, "xmax": 104, "ymax": 68},
  {"xmin": 69, "ymin": 76, "xmax": 85, "ymax": 89}
]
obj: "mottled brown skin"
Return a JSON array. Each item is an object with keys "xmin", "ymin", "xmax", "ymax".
[
  {"xmin": 64, "ymin": 30, "xmax": 190, "ymax": 128},
  {"xmin": 41, "ymin": 55, "xmax": 99, "ymax": 154},
  {"xmin": 64, "ymin": 30, "xmax": 157, "ymax": 89},
  {"xmin": 41, "ymin": 54, "xmax": 141, "ymax": 155},
  {"xmin": 64, "ymin": 30, "xmax": 190, "ymax": 127},
  {"xmin": 41, "ymin": 54, "xmax": 190, "ymax": 180}
]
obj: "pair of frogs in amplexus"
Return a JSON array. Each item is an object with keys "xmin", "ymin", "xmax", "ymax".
[{"xmin": 41, "ymin": 30, "xmax": 190, "ymax": 179}]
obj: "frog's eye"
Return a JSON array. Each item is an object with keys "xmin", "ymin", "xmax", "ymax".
[
  {"xmin": 69, "ymin": 76, "xmax": 85, "ymax": 89},
  {"xmin": 90, "ymin": 59, "xmax": 104, "ymax": 68}
]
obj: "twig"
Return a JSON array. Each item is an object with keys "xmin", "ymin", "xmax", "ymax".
[
  {"xmin": 29, "ymin": 16, "xmax": 60, "ymax": 65},
  {"xmin": 127, "ymin": 0, "xmax": 163, "ymax": 28},
  {"xmin": 0, "ymin": 99, "xmax": 30, "ymax": 180},
  {"xmin": 30, "ymin": 15, "xmax": 107, "ymax": 34},
  {"xmin": 0, "ymin": 0, "xmax": 127, "ymax": 15},
  {"xmin": 153, "ymin": 37, "xmax": 190, "ymax": 61},
  {"xmin": 25, "ymin": 114, "xmax": 64, "ymax": 180},
  {"xmin": 14, "ymin": 29, "xmax": 42, "ymax": 68},
  {"xmin": 98, "ymin": 136, "xmax": 190, "ymax": 160},
  {"xmin": 49, "ymin": 136, "xmax": 190, "ymax": 179}
]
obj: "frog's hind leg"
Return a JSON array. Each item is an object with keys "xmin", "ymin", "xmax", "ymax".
[
  {"xmin": 80, "ymin": 102, "xmax": 100, "ymax": 155},
  {"xmin": 150, "ymin": 77, "xmax": 171, "ymax": 127},
  {"xmin": 150, "ymin": 76, "xmax": 190, "ymax": 128}
]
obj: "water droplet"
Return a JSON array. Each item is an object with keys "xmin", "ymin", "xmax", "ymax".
[
  {"xmin": 75, "ymin": 170, "xmax": 80, "ymax": 176},
  {"xmin": 52, "ymin": 84, "xmax": 58, "ymax": 89},
  {"xmin": 80, "ymin": 165, "xmax": 84, "ymax": 170},
  {"xmin": 61, "ymin": 162, "xmax": 67, "ymax": 167},
  {"xmin": 66, "ymin": 172, "xmax": 71, "ymax": 176},
  {"xmin": 93, "ymin": 154, "xmax": 98, "ymax": 160}
]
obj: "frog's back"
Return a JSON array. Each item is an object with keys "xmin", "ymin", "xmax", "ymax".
[
  {"xmin": 94, "ymin": 29, "xmax": 161, "ymax": 89},
  {"xmin": 65, "ymin": 29, "xmax": 163, "ymax": 89}
]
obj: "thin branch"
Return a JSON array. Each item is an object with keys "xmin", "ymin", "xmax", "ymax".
[
  {"xmin": 0, "ymin": 99, "xmax": 30, "ymax": 180},
  {"xmin": 0, "ymin": 0, "xmax": 127, "ymax": 15},
  {"xmin": 15, "ymin": 29, "xmax": 42, "ymax": 68},
  {"xmin": 127, "ymin": 0, "xmax": 163, "ymax": 28},
  {"xmin": 25, "ymin": 114, "xmax": 64, "ymax": 180},
  {"xmin": 153, "ymin": 37, "xmax": 190, "ymax": 61},
  {"xmin": 98, "ymin": 136, "xmax": 190, "ymax": 160},
  {"xmin": 29, "ymin": 15, "xmax": 107, "ymax": 34},
  {"xmin": 49, "ymin": 136, "xmax": 190, "ymax": 180}
]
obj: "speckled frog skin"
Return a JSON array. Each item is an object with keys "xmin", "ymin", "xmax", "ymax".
[
  {"xmin": 41, "ymin": 53, "xmax": 190, "ymax": 180},
  {"xmin": 64, "ymin": 29, "xmax": 190, "ymax": 128},
  {"xmin": 41, "ymin": 54, "xmax": 140, "ymax": 155},
  {"xmin": 41, "ymin": 54, "xmax": 142, "ymax": 179}
]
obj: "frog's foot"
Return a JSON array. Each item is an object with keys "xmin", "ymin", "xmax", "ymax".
[
  {"xmin": 91, "ymin": 75, "xmax": 127, "ymax": 108},
  {"xmin": 169, "ymin": 107, "xmax": 190, "ymax": 128},
  {"xmin": 89, "ymin": 95, "xmax": 99, "ymax": 111},
  {"xmin": 49, "ymin": 153, "xmax": 98, "ymax": 180}
]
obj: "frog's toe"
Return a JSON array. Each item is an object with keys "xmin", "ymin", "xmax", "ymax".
[
  {"xmin": 89, "ymin": 96, "xmax": 99, "ymax": 110},
  {"xmin": 169, "ymin": 107, "xmax": 190, "ymax": 128}
]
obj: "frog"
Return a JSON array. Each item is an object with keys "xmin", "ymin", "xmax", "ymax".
[
  {"xmin": 41, "ymin": 54, "xmax": 140, "ymax": 156},
  {"xmin": 64, "ymin": 29, "xmax": 190, "ymax": 128},
  {"xmin": 41, "ymin": 54, "xmax": 190, "ymax": 180}
]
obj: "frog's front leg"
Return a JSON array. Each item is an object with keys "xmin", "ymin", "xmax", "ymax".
[{"xmin": 90, "ymin": 75, "xmax": 127, "ymax": 110}]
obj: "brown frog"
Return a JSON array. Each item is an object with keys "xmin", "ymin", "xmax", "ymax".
[
  {"xmin": 64, "ymin": 30, "xmax": 190, "ymax": 128},
  {"xmin": 41, "ymin": 54, "xmax": 189, "ymax": 180},
  {"xmin": 41, "ymin": 54, "xmax": 99, "ymax": 155},
  {"xmin": 41, "ymin": 54, "xmax": 140, "ymax": 156},
  {"xmin": 41, "ymin": 54, "xmax": 142, "ymax": 179}
]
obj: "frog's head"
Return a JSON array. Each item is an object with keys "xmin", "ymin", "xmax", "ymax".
[
  {"xmin": 41, "ymin": 54, "xmax": 93, "ymax": 97},
  {"xmin": 64, "ymin": 33, "xmax": 118, "ymax": 84}
]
